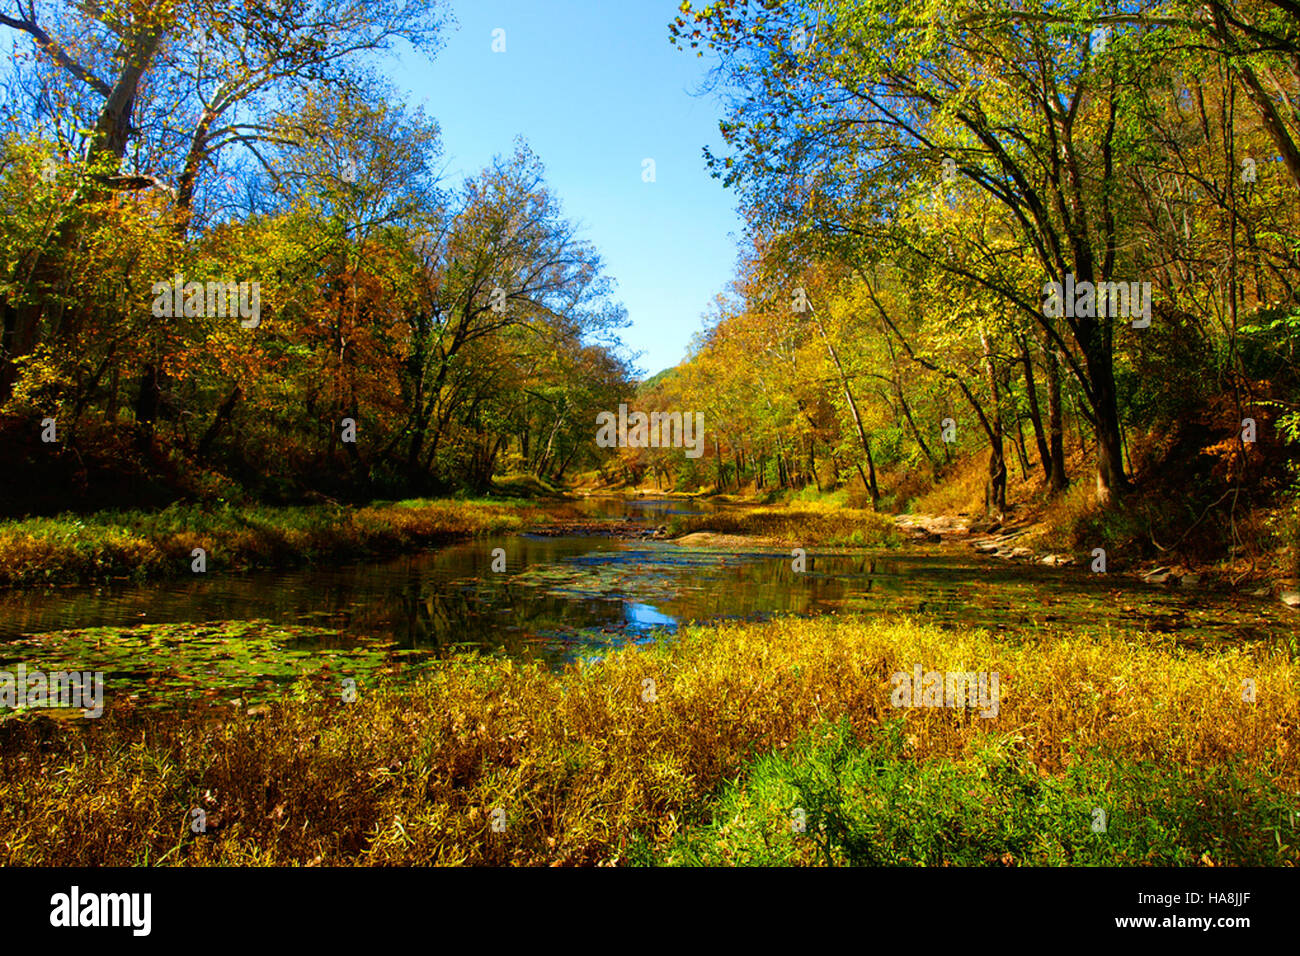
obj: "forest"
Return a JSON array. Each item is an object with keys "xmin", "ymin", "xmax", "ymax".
[
  {"xmin": 615, "ymin": 0, "xmax": 1300, "ymax": 577},
  {"xmin": 1, "ymin": 0, "xmax": 632, "ymax": 514},
  {"xmin": 1, "ymin": 1, "xmax": 1299, "ymax": 878},
  {"xmin": 3, "ymin": 0, "xmax": 1299, "ymax": 585}
]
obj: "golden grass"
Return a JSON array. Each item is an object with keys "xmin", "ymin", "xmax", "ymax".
[
  {"xmin": 1021, "ymin": 481, "xmax": 1103, "ymax": 550},
  {"xmin": 670, "ymin": 502, "xmax": 900, "ymax": 547},
  {"xmin": 911, "ymin": 449, "xmax": 996, "ymax": 515},
  {"xmin": 1, "ymin": 616, "xmax": 1294, "ymax": 865}
]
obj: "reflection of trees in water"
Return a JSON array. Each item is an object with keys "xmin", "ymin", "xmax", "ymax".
[
  {"xmin": 12, "ymin": 542, "xmax": 1297, "ymax": 664},
  {"xmin": 393, "ymin": 576, "xmax": 626, "ymax": 660},
  {"xmin": 652, "ymin": 554, "xmax": 884, "ymax": 619},
  {"xmin": 395, "ymin": 583, "xmax": 479, "ymax": 655}
]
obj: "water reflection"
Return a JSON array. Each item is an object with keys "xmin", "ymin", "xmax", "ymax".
[
  {"xmin": 1, "ymin": 498, "xmax": 1294, "ymax": 675},
  {"xmin": 624, "ymin": 601, "xmax": 677, "ymax": 632}
]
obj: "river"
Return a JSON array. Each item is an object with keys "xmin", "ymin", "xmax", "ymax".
[{"xmin": 1, "ymin": 496, "xmax": 1293, "ymax": 711}]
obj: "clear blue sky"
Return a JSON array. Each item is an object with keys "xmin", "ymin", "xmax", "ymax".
[{"xmin": 392, "ymin": 0, "xmax": 743, "ymax": 379}]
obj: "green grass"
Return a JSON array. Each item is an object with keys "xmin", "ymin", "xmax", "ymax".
[
  {"xmin": 653, "ymin": 719, "xmax": 1298, "ymax": 866},
  {"xmin": 485, "ymin": 473, "xmax": 565, "ymax": 498},
  {"xmin": 0, "ymin": 498, "xmax": 540, "ymax": 586}
]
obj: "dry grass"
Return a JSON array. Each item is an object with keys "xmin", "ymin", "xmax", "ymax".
[
  {"xmin": 1, "ymin": 616, "xmax": 1295, "ymax": 865},
  {"xmin": 669, "ymin": 502, "xmax": 900, "ymax": 547},
  {"xmin": 912, "ymin": 449, "xmax": 997, "ymax": 515}
]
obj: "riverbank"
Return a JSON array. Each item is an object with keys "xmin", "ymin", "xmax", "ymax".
[
  {"xmin": 0, "ymin": 498, "xmax": 546, "ymax": 588},
  {"xmin": 3, "ymin": 615, "xmax": 1295, "ymax": 866},
  {"xmin": 660, "ymin": 484, "xmax": 1300, "ymax": 608},
  {"xmin": 667, "ymin": 500, "xmax": 902, "ymax": 548}
]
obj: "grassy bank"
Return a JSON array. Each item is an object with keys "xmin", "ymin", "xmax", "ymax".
[
  {"xmin": 670, "ymin": 500, "xmax": 901, "ymax": 548},
  {"xmin": 657, "ymin": 719, "xmax": 1296, "ymax": 866},
  {"xmin": 2, "ymin": 616, "xmax": 1295, "ymax": 865},
  {"xmin": 0, "ymin": 498, "xmax": 542, "ymax": 587}
]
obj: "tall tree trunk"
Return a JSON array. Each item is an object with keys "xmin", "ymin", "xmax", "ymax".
[
  {"xmin": 1082, "ymin": 328, "xmax": 1129, "ymax": 506},
  {"xmin": 1013, "ymin": 416, "xmax": 1030, "ymax": 481},
  {"xmin": 865, "ymin": 441, "xmax": 879, "ymax": 506},
  {"xmin": 885, "ymin": 333, "xmax": 938, "ymax": 477},
  {"xmin": 197, "ymin": 385, "xmax": 242, "ymax": 462},
  {"xmin": 897, "ymin": 381, "xmax": 938, "ymax": 478},
  {"xmin": 812, "ymin": 312, "xmax": 879, "ymax": 509},
  {"xmin": 1018, "ymin": 336, "xmax": 1052, "ymax": 482},
  {"xmin": 980, "ymin": 329, "xmax": 1008, "ymax": 517},
  {"xmin": 1044, "ymin": 343, "xmax": 1068, "ymax": 493},
  {"xmin": 1209, "ymin": 3, "xmax": 1300, "ymax": 193},
  {"xmin": 133, "ymin": 363, "xmax": 164, "ymax": 450}
]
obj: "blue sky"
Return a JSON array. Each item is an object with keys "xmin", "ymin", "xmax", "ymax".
[{"xmin": 392, "ymin": 0, "xmax": 743, "ymax": 378}]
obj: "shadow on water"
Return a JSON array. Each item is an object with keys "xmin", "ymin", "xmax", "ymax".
[{"xmin": 1, "ymin": 497, "xmax": 1294, "ymax": 707}]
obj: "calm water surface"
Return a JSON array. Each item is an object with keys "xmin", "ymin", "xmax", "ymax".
[{"xmin": 1, "ymin": 497, "xmax": 1293, "ymax": 708}]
